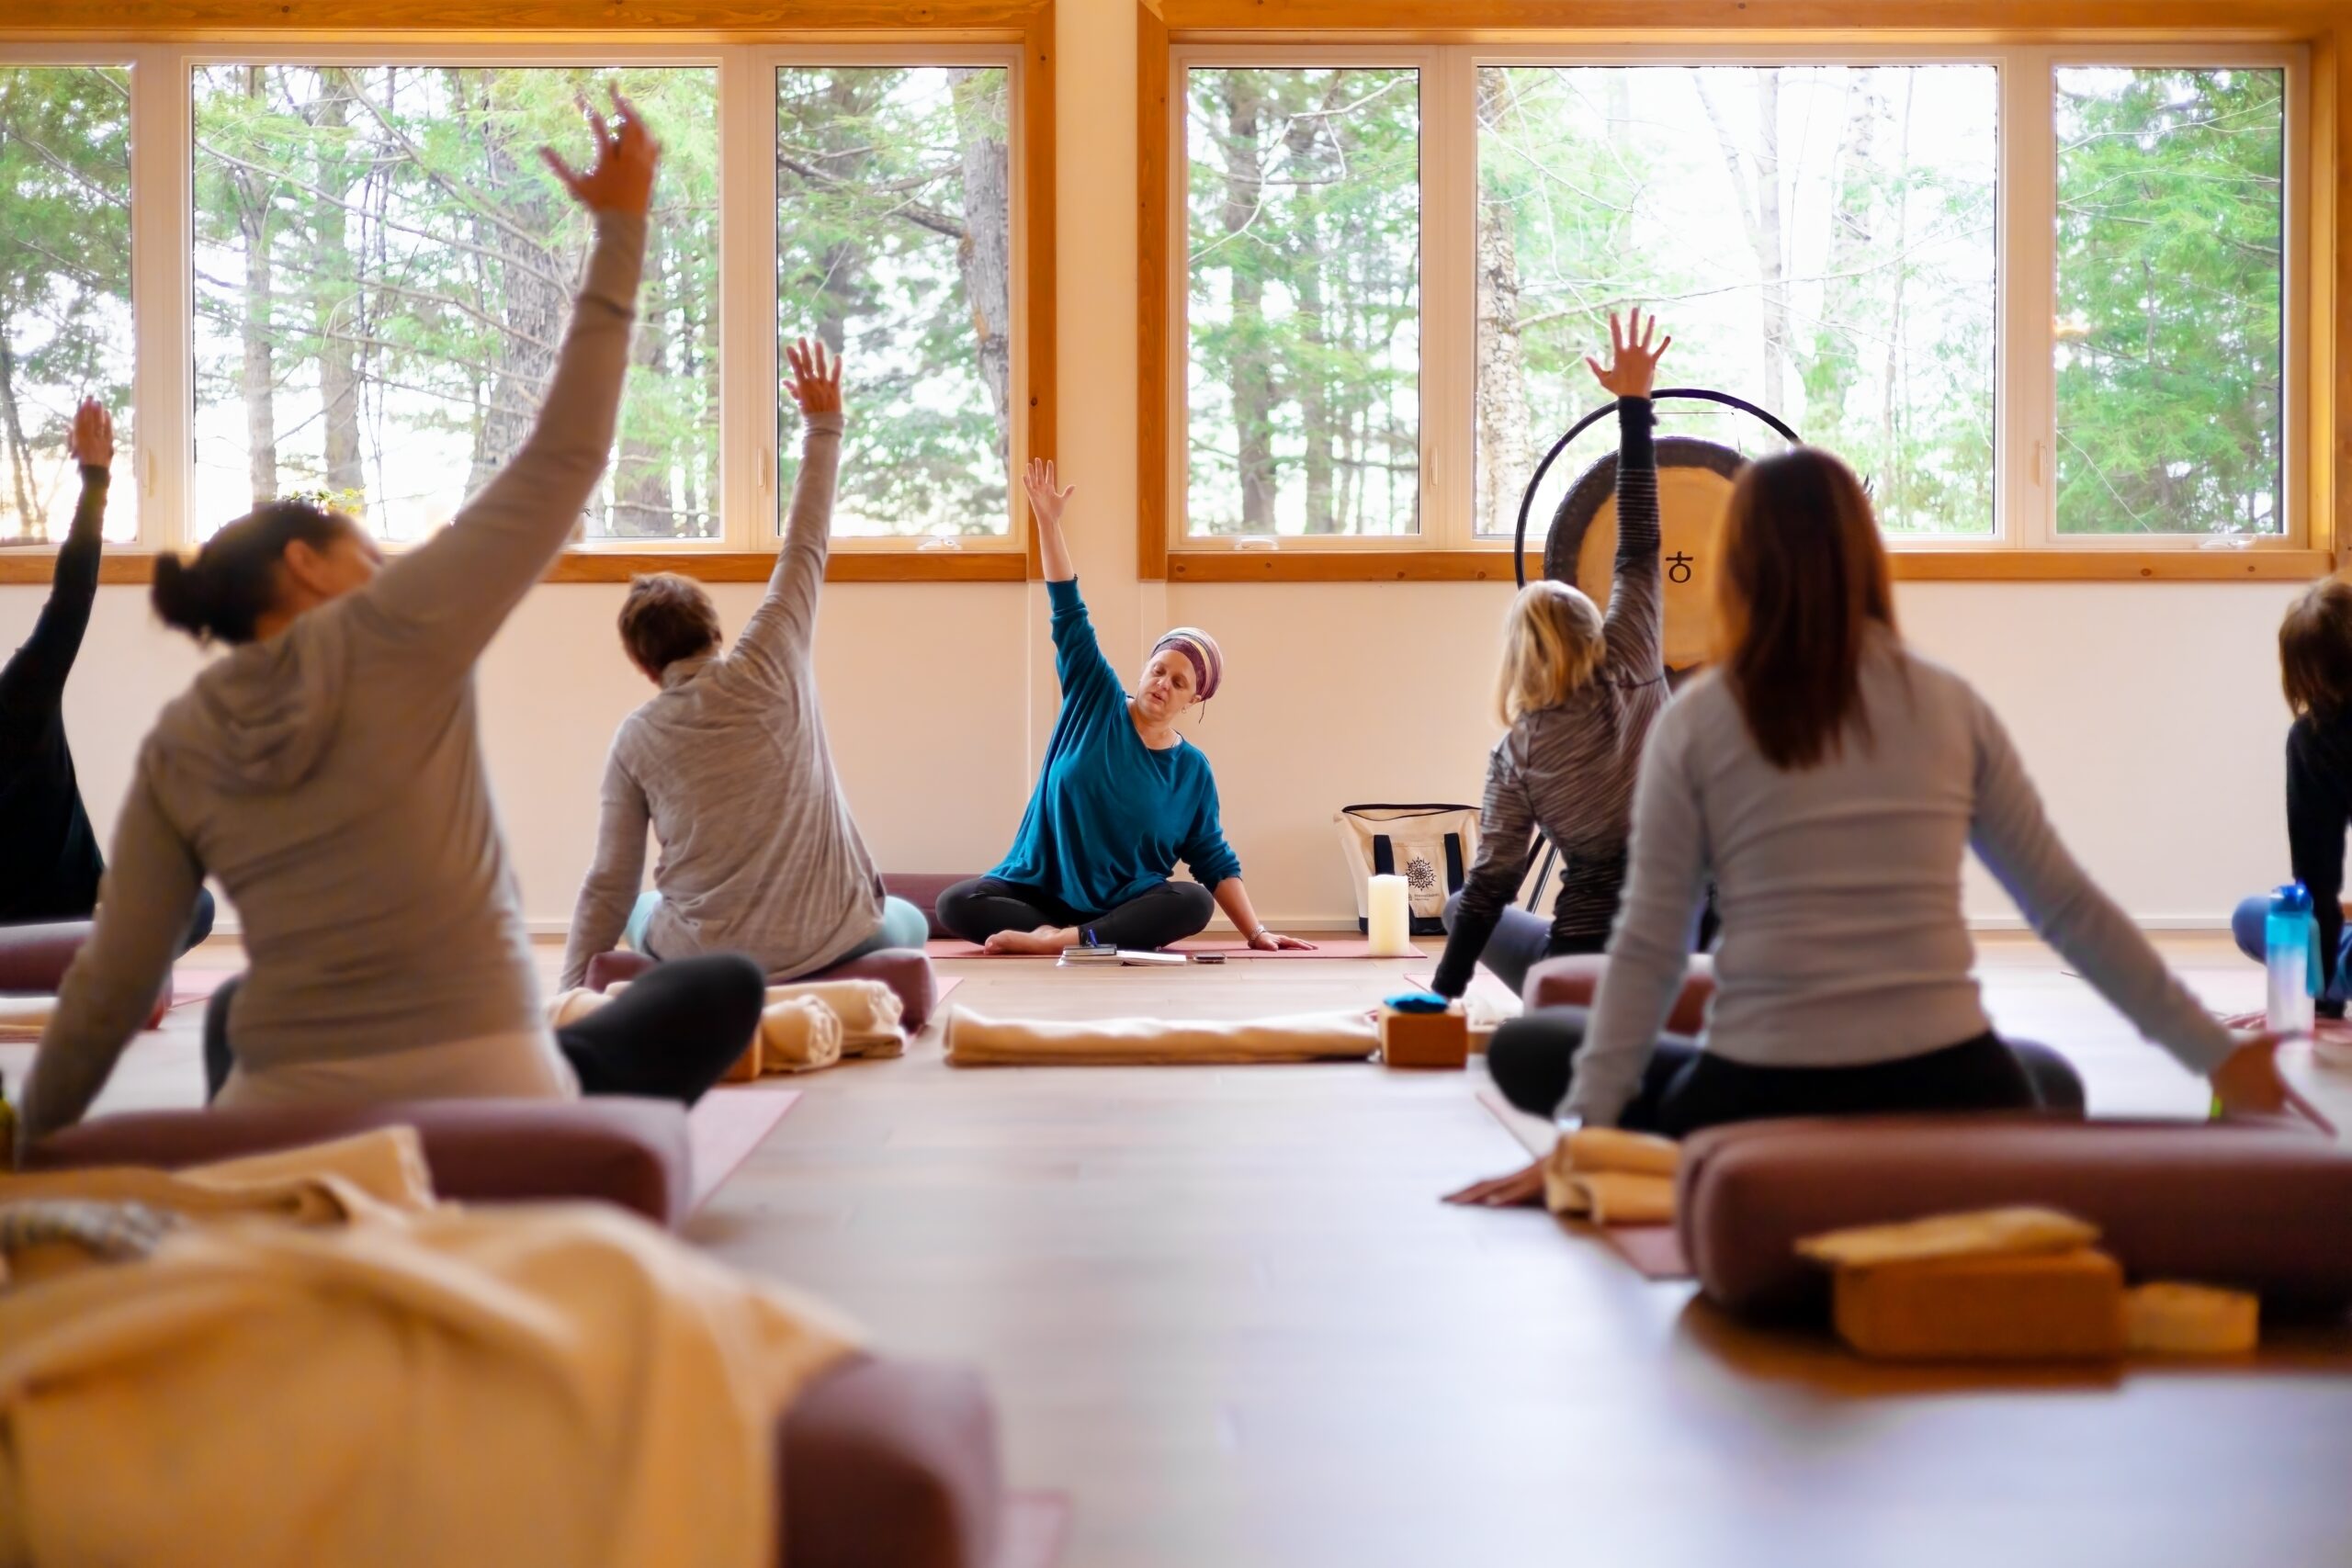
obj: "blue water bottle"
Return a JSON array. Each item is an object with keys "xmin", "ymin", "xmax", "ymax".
[{"xmin": 2264, "ymin": 881, "xmax": 2319, "ymax": 1035}]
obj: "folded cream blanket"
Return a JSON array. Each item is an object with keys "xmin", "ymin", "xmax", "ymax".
[
  {"xmin": 0, "ymin": 995, "xmax": 54, "ymax": 1043},
  {"xmin": 1542, "ymin": 1127, "xmax": 1682, "ymax": 1223},
  {"xmin": 944, "ymin": 1007, "xmax": 1377, "ymax": 1066},
  {"xmin": 763, "ymin": 981, "xmax": 903, "ymax": 1060},
  {"xmin": 750, "ymin": 995, "xmax": 843, "ymax": 1076}
]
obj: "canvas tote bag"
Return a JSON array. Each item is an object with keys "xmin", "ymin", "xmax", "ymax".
[{"xmin": 1333, "ymin": 804, "xmax": 1481, "ymax": 936}]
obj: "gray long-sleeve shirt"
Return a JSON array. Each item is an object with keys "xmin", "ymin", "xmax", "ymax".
[
  {"xmin": 20, "ymin": 212, "xmax": 647, "ymax": 1152},
  {"xmin": 1566, "ymin": 633, "xmax": 2234, "ymax": 1126},
  {"xmin": 557, "ymin": 410, "xmax": 884, "ymax": 989}
]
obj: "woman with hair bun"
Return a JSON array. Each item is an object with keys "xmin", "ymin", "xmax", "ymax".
[{"xmin": 19, "ymin": 90, "xmax": 765, "ymax": 1155}]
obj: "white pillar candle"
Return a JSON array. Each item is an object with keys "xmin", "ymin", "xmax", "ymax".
[{"xmin": 1365, "ymin": 873, "xmax": 1411, "ymax": 957}]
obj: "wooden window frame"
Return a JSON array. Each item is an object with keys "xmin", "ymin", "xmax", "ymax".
[
  {"xmin": 0, "ymin": 0, "xmax": 1057, "ymax": 586},
  {"xmin": 1139, "ymin": 0, "xmax": 2347, "ymax": 584}
]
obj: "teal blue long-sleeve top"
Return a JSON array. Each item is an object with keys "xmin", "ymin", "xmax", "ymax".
[{"xmin": 989, "ymin": 577, "xmax": 1240, "ymax": 913}]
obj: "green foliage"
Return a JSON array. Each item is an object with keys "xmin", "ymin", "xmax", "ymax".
[
  {"xmin": 0, "ymin": 65, "xmax": 132, "ymax": 543},
  {"xmin": 1476, "ymin": 65, "xmax": 1998, "ymax": 539},
  {"xmin": 2054, "ymin": 67, "xmax": 2284, "ymax": 536},
  {"xmin": 1185, "ymin": 67, "xmax": 1420, "ymax": 536},
  {"xmin": 188, "ymin": 64, "xmax": 721, "ymax": 542},
  {"xmin": 776, "ymin": 65, "xmax": 1012, "ymax": 538}
]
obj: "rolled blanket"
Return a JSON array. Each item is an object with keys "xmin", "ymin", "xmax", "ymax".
[
  {"xmin": 944, "ymin": 1007, "xmax": 1377, "ymax": 1066},
  {"xmin": 755, "ymin": 995, "xmax": 843, "ymax": 1076},
  {"xmin": 1542, "ymin": 1127, "xmax": 1681, "ymax": 1221},
  {"xmin": 763, "ymin": 980, "xmax": 904, "ymax": 1060}
]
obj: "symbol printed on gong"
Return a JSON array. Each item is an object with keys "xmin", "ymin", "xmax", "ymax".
[{"xmin": 1667, "ymin": 552, "xmax": 1693, "ymax": 585}]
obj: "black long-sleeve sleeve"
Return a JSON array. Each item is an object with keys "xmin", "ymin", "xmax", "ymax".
[
  {"xmin": 0, "ymin": 466, "xmax": 105, "ymax": 720},
  {"xmin": 0, "ymin": 466, "xmax": 110, "ymax": 921},
  {"xmin": 2285, "ymin": 716, "xmax": 2350, "ymax": 1011}
]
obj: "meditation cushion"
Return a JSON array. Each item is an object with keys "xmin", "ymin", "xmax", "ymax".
[
  {"xmin": 880, "ymin": 874, "xmax": 970, "ymax": 941},
  {"xmin": 779, "ymin": 1356, "xmax": 1002, "ymax": 1568},
  {"xmin": 589, "ymin": 946, "xmax": 940, "ymax": 1033},
  {"xmin": 1522, "ymin": 952, "xmax": 1715, "ymax": 1033},
  {"xmin": 0, "ymin": 919, "xmax": 95, "ymax": 994},
  {"xmin": 25, "ymin": 1098, "xmax": 692, "ymax": 1230},
  {"xmin": 1677, "ymin": 1116, "xmax": 2352, "ymax": 1321}
]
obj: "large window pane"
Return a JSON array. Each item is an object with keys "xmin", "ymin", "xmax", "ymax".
[
  {"xmin": 777, "ymin": 65, "xmax": 1012, "ymax": 539},
  {"xmin": 1476, "ymin": 65, "xmax": 1998, "ymax": 541},
  {"xmin": 0, "ymin": 64, "xmax": 132, "ymax": 545},
  {"xmin": 2054, "ymin": 66, "xmax": 2284, "ymax": 536},
  {"xmin": 192, "ymin": 65, "xmax": 719, "ymax": 545},
  {"xmin": 1186, "ymin": 66, "xmax": 1420, "ymax": 537}
]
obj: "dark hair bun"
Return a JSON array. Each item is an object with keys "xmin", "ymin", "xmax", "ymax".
[
  {"xmin": 150, "ymin": 552, "xmax": 219, "ymax": 641},
  {"xmin": 152, "ymin": 501, "xmax": 351, "ymax": 647}
]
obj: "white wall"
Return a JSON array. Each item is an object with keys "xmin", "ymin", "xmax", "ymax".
[{"xmin": 0, "ymin": 0, "xmax": 2308, "ymax": 933}]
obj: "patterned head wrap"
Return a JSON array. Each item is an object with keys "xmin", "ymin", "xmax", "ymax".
[{"xmin": 1151, "ymin": 626, "xmax": 1223, "ymax": 704}]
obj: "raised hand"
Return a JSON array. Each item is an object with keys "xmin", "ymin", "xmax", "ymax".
[
  {"xmin": 540, "ymin": 84, "xmax": 660, "ymax": 218},
  {"xmin": 1023, "ymin": 457, "xmax": 1075, "ymax": 533},
  {"xmin": 785, "ymin": 337, "xmax": 843, "ymax": 417},
  {"xmin": 1585, "ymin": 308, "xmax": 1671, "ymax": 400},
  {"xmin": 67, "ymin": 398, "xmax": 113, "ymax": 471}
]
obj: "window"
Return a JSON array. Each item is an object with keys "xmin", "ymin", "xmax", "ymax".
[
  {"xmin": 1183, "ymin": 64, "xmax": 1421, "ymax": 538},
  {"xmin": 0, "ymin": 63, "xmax": 133, "ymax": 545},
  {"xmin": 776, "ymin": 63, "xmax": 1016, "ymax": 541},
  {"xmin": 189, "ymin": 63, "xmax": 721, "ymax": 545},
  {"xmin": 1148, "ymin": 38, "xmax": 2318, "ymax": 575},
  {"xmin": 1477, "ymin": 65, "xmax": 1998, "ymax": 543},
  {"xmin": 2053, "ymin": 66, "xmax": 2285, "ymax": 536}
]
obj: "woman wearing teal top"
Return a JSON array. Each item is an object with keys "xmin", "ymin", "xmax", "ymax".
[{"xmin": 938, "ymin": 461, "xmax": 1315, "ymax": 955}]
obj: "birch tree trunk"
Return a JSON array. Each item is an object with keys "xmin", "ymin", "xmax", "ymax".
[
  {"xmin": 237, "ymin": 66, "xmax": 277, "ymax": 506},
  {"xmin": 1475, "ymin": 67, "xmax": 1532, "ymax": 541},
  {"xmin": 1220, "ymin": 74, "xmax": 1277, "ymax": 532},
  {"xmin": 950, "ymin": 66, "xmax": 1012, "ymax": 471},
  {"xmin": 311, "ymin": 68, "xmax": 364, "ymax": 499}
]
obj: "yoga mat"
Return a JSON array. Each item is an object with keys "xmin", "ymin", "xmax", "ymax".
[
  {"xmin": 1475, "ymin": 1087, "xmax": 1694, "ymax": 1279},
  {"xmin": 169, "ymin": 968, "xmax": 237, "ymax": 1008},
  {"xmin": 998, "ymin": 1491, "xmax": 1071, "ymax": 1568},
  {"xmin": 933, "ymin": 975, "xmax": 963, "ymax": 1009},
  {"xmin": 926, "ymin": 938, "xmax": 1421, "ymax": 960},
  {"xmin": 1599, "ymin": 1223, "xmax": 1693, "ymax": 1280},
  {"xmin": 686, "ymin": 1086, "xmax": 800, "ymax": 1210}
]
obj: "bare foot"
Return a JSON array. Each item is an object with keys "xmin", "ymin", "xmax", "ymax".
[{"xmin": 982, "ymin": 925, "xmax": 1080, "ymax": 955}]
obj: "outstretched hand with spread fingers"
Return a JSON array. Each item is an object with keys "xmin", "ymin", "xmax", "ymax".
[
  {"xmin": 1023, "ymin": 457, "xmax": 1075, "ymax": 532},
  {"xmin": 541, "ymin": 84, "xmax": 661, "ymax": 218},
  {"xmin": 1586, "ymin": 308, "xmax": 1671, "ymax": 400},
  {"xmin": 1442, "ymin": 1158, "xmax": 1547, "ymax": 1208},
  {"xmin": 786, "ymin": 338, "xmax": 843, "ymax": 417},
  {"xmin": 2211, "ymin": 1030, "xmax": 2337, "ymax": 1134}
]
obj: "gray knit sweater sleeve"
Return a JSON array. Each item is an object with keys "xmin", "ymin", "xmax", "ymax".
[
  {"xmin": 560, "ymin": 743, "xmax": 651, "ymax": 991},
  {"xmin": 360, "ymin": 210, "xmax": 647, "ymax": 671},
  {"xmin": 732, "ymin": 412, "xmax": 844, "ymax": 687}
]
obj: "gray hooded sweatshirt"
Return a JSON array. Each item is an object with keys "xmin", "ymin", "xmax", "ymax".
[{"xmin": 19, "ymin": 212, "xmax": 646, "ymax": 1152}]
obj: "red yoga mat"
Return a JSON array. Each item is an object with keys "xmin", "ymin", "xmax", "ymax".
[
  {"xmin": 686, "ymin": 1086, "xmax": 800, "ymax": 1211},
  {"xmin": 925, "ymin": 938, "xmax": 1421, "ymax": 960}
]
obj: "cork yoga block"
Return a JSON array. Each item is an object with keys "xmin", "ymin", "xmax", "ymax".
[
  {"xmin": 1379, "ymin": 1004, "xmax": 1469, "ymax": 1070},
  {"xmin": 1832, "ymin": 1248, "xmax": 2127, "ymax": 1362}
]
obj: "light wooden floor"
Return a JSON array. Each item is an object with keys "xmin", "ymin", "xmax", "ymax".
[{"xmin": 13, "ymin": 933, "xmax": 2352, "ymax": 1568}]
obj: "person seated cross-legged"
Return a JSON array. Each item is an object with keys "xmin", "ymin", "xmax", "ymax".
[{"xmin": 558, "ymin": 339, "xmax": 925, "ymax": 993}]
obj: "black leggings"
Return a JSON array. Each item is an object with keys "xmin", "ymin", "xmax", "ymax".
[
  {"xmin": 204, "ymin": 953, "xmax": 766, "ymax": 1107},
  {"xmin": 1485, "ymin": 1005, "xmax": 2086, "ymax": 1138},
  {"xmin": 936, "ymin": 875, "xmax": 1215, "ymax": 951}
]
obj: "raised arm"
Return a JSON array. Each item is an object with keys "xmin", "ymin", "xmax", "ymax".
[
  {"xmin": 559, "ymin": 748, "xmax": 652, "ymax": 991},
  {"xmin": 19, "ymin": 761, "xmax": 205, "ymax": 1156},
  {"xmin": 1564, "ymin": 707, "xmax": 1712, "ymax": 1125},
  {"xmin": 1022, "ymin": 460, "xmax": 1122, "ymax": 705},
  {"xmin": 1587, "ymin": 310, "xmax": 1668, "ymax": 676},
  {"xmin": 734, "ymin": 339, "xmax": 846, "ymax": 684},
  {"xmin": 0, "ymin": 400, "xmax": 112, "ymax": 719},
  {"xmin": 1027, "ymin": 457, "xmax": 1075, "ymax": 584},
  {"xmin": 363, "ymin": 89, "xmax": 658, "ymax": 670}
]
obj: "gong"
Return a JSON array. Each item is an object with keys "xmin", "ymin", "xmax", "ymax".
[
  {"xmin": 1543, "ymin": 436, "xmax": 1746, "ymax": 673},
  {"xmin": 1512, "ymin": 388, "xmax": 1804, "ymax": 679}
]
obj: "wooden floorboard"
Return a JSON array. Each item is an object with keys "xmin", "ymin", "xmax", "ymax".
[{"xmin": 10, "ymin": 932, "xmax": 2351, "ymax": 1568}]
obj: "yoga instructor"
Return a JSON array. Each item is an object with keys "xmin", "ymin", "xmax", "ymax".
[{"xmin": 937, "ymin": 461, "xmax": 1311, "ymax": 954}]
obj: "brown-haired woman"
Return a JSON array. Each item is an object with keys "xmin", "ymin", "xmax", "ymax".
[
  {"xmin": 18, "ymin": 93, "xmax": 767, "ymax": 1157},
  {"xmin": 2227, "ymin": 578, "xmax": 2352, "ymax": 1035},
  {"xmin": 1452, "ymin": 446, "xmax": 2321, "ymax": 1203}
]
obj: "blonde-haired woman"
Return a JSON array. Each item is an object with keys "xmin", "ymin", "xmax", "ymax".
[{"xmin": 1430, "ymin": 310, "xmax": 1673, "ymax": 1002}]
